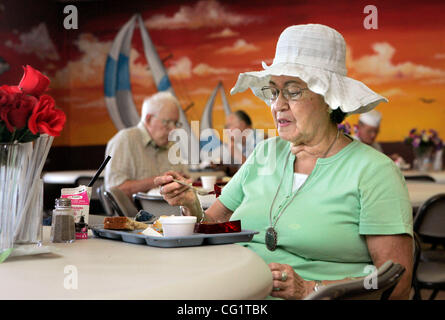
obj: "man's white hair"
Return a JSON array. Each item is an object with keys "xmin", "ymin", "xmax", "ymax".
[{"xmin": 140, "ymin": 91, "xmax": 181, "ymax": 123}]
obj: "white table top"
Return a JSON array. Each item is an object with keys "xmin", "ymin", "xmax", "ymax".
[
  {"xmin": 43, "ymin": 170, "xmax": 104, "ymax": 184},
  {"xmin": 0, "ymin": 224, "xmax": 272, "ymax": 300},
  {"xmin": 403, "ymin": 170, "xmax": 445, "ymax": 184},
  {"xmin": 42, "ymin": 170, "xmax": 224, "ymax": 185},
  {"xmin": 406, "ymin": 181, "xmax": 445, "ymax": 208}
]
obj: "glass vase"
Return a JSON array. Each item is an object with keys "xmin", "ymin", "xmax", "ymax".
[
  {"xmin": 0, "ymin": 135, "xmax": 53, "ymax": 263},
  {"xmin": 413, "ymin": 148, "xmax": 433, "ymax": 172},
  {"xmin": 0, "ymin": 143, "xmax": 31, "ymax": 259}
]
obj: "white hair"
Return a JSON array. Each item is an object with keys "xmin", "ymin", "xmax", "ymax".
[{"xmin": 140, "ymin": 91, "xmax": 181, "ymax": 122}]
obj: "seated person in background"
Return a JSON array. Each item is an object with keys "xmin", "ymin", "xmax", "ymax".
[
  {"xmin": 355, "ymin": 110, "xmax": 406, "ymax": 165},
  {"xmin": 213, "ymin": 110, "xmax": 262, "ymax": 176},
  {"xmin": 104, "ymin": 92, "xmax": 188, "ymax": 198},
  {"xmin": 155, "ymin": 24, "xmax": 413, "ymax": 300},
  {"xmin": 225, "ymin": 110, "xmax": 259, "ymax": 163},
  {"xmin": 354, "ymin": 110, "xmax": 383, "ymax": 152}
]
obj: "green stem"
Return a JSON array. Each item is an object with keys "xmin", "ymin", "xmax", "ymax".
[
  {"xmin": 15, "ymin": 129, "xmax": 35, "ymax": 143},
  {"xmin": 9, "ymin": 129, "xmax": 17, "ymax": 143}
]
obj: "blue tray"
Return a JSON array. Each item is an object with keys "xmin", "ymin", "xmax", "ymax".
[{"xmin": 90, "ymin": 224, "xmax": 258, "ymax": 248}]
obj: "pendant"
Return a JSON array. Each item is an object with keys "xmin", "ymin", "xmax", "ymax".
[{"xmin": 265, "ymin": 227, "xmax": 278, "ymax": 251}]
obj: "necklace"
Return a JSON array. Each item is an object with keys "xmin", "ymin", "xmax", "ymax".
[{"xmin": 265, "ymin": 129, "xmax": 340, "ymax": 251}]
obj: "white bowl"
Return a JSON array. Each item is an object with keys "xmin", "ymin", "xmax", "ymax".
[{"xmin": 159, "ymin": 216, "xmax": 197, "ymax": 237}]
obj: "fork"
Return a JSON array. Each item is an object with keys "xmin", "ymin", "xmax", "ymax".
[{"xmin": 172, "ymin": 179, "xmax": 215, "ymax": 196}]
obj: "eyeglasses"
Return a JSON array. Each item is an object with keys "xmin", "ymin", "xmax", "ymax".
[
  {"xmin": 154, "ymin": 116, "xmax": 182, "ymax": 128},
  {"xmin": 261, "ymin": 85, "xmax": 308, "ymax": 102}
]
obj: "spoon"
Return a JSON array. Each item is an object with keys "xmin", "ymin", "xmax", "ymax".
[{"xmin": 172, "ymin": 179, "xmax": 215, "ymax": 196}]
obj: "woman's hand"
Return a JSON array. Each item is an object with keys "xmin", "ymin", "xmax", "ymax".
[
  {"xmin": 269, "ymin": 263, "xmax": 314, "ymax": 300},
  {"xmin": 154, "ymin": 171, "xmax": 198, "ymax": 209}
]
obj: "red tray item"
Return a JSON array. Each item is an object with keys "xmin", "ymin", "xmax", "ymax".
[{"xmin": 194, "ymin": 220, "xmax": 241, "ymax": 234}]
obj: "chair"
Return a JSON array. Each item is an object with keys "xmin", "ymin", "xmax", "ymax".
[
  {"xmin": 75, "ymin": 176, "xmax": 104, "ymax": 199},
  {"xmin": 97, "ymin": 184, "xmax": 114, "ymax": 216},
  {"xmin": 404, "ymin": 175, "xmax": 436, "ymax": 182},
  {"xmin": 133, "ymin": 192, "xmax": 181, "ymax": 217},
  {"xmin": 304, "ymin": 260, "xmax": 405, "ymax": 300},
  {"xmin": 414, "ymin": 192, "xmax": 445, "ymax": 239},
  {"xmin": 412, "ymin": 194, "xmax": 445, "ymax": 299},
  {"xmin": 75, "ymin": 176, "xmax": 106, "ymax": 214},
  {"xmin": 414, "ymin": 193, "xmax": 445, "ymax": 261},
  {"xmin": 103, "ymin": 186, "xmax": 139, "ymax": 218}
]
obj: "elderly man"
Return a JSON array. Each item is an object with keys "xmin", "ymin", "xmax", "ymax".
[
  {"xmin": 104, "ymin": 92, "xmax": 188, "ymax": 198},
  {"xmin": 355, "ymin": 109, "xmax": 383, "ymax": 152}
]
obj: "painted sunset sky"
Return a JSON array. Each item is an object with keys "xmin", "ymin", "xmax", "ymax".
[{"xmin": 0, "ymin": 0, "xmax": 444, "ymax": 146}]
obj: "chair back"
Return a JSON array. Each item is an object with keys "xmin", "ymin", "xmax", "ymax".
[
  {"xmin": 104, "ymin": 186, "xmax": 139, "ymax": 217},
  {"xmin": 75, "ymin": 176, "xmax": 107, "ymax": 215},
  {"xmin": 414, "ymin": 193, "xmax": 445, "ymax": 243},
  {"xmin": 304, "ymin": 260, "xmax": 405, "ymax": 300},
  {"xmin": 74, "ymin": 176, "xmax": 104, "ymax": 201},
  {"xmin": 405, "ymin": 176, "xmax": 435, "ymax": 182},
  {"xmin": 412, "ymin": 232, "xmax": 422, "ymax": 287},
  {"xmin": 133, "ymin": 193, "xmax": 181, "ymax": 217},
  {"xmin": 97, "ymin": 184, "xmax": 114, "ymax": 216}
]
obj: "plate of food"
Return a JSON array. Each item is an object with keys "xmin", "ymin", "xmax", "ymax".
[{"xmin": 91, "ymin": 216, "xmax": 258, "ymax": 248}]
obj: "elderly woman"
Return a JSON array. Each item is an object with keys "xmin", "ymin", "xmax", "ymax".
[{"xmin": 155, "ymin": 24, "xmax": 413, "ymax": 300}]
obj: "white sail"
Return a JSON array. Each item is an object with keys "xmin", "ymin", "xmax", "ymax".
[
  {"xmin": 137, "ymin": 15, "xmax": 198, "ymax": 162},
  {"xmin": 104, "ymin": 14, "xmax": 233, "ymax": 164},
  {"xmin": 199, "ymin": 81, "xmax": 232, "ymax": 154},
  {"xmin": 104, "ymin": 15, "xmax": 140, "ymax": 130},
  {"xmin": 219, "ymin": 82, "xmax": 232, "ymax": 116}
]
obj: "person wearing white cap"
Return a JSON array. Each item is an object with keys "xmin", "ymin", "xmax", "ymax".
[
  {"xmin": 355, "ymin": 110, "xmax": 383, "ymax": 152},
  {"xmin": 355, "ymin": 110, "xmax": 408, "ymax": 166},
  {"xmin": 155, "ymin": 24, "xmax": 413, "ymax": 300}
]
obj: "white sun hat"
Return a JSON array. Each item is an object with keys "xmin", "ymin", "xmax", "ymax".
[
  {"xmin": 359, "ymin": 109, "xmax": 382, "ymax": 127},
  {"xmin": 230, "ymin": 24, "xmax": 387, "ymax": 114}
]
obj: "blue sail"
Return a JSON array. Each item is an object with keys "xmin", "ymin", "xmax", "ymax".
[{"xmin": 104, "ymin": 14, "xmax": 231, "ymax": 164}]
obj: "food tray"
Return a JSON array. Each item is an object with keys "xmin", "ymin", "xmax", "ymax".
[{"xmin": 90, "ymin": 224, "xmax": 258, "ymax": 248}]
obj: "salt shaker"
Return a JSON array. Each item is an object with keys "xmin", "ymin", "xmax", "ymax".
[{"xmin": 50, "ymin": 198, "xmax": 76, "ymax": 243}]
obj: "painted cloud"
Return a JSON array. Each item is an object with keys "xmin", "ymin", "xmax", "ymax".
[
  {"xmin": 349, "ymin": 42, "xmax": 445, "ymax": 84},
  {"xmin": 5, "ymin": 23, "xmax": 60, "ymax": 61},
  {"xmin": 208, "ymin": 28, "xmax": 239, "ymax": 38},
  {"xmin": 145, "ymin": 0, "xmax": 257, "ymax": 29},
  {"xmin": 216, "ymin": 39, "xmax": 259, "ymax": 55}
]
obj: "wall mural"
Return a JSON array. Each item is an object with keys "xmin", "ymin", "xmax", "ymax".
[{"xmin": 0, "ymin": 0, "xmax": 444, "ymax": 147}]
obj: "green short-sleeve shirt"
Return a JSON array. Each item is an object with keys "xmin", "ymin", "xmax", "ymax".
[{"xmin": 218, "ymin": 136, "xmax": 413, "ymax": 281}]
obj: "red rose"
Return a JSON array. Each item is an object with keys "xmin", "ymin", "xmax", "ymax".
[
  {"xmin": 0, "ymin": 93, "xmax": 38, "ymax": 132},
  {"xmin": 0, "ymin": 85, "xmax": 19, "ymax": 106},
  {"xmin": 17, "ymin": 65, "xmax": 50, "ymax": 97},
  {"xmin": 28, "ymin": 95, "xmax": 66, "ymax": 136}
]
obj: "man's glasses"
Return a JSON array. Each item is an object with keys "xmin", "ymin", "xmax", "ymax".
[
  {"xmin": 261, "ymin": 85, "xmax": 308, "ymax": 102},
  {"xmin": 154, "ymin": 116, "xmax": 182, "ymax": 128}
]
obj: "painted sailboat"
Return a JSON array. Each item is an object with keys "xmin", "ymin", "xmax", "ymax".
[
  {"xmin": 199, "ymin": 81, "xmax": 232, "ymax": 156},
  {"xmin": 104, "ymin": 14, "xmax": 231, "ymax": 162}
]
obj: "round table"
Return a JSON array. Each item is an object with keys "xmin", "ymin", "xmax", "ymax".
[
  {"xmin": 403, "ymin": 170, "xmax": 445, "ymax": 184},
  {"xmin": 406, "ymin": 181, "xmax": 445, "ymax": 209},
  {"xmin": 0, "ymin": 226, "xmax": 272, "ymax": 300}
]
